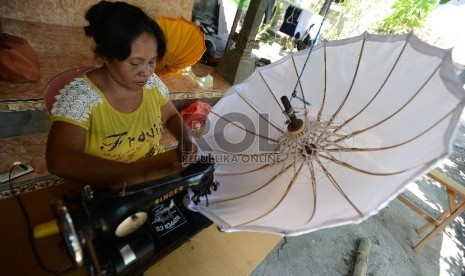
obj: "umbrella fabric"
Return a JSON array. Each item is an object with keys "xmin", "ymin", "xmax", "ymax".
[
  {"xmin": 155, "ymin": 17, "xmax": 206, "ymax": 76},
  {"xmin": 194, "ymin": 32, "xmax": 465, "ymax": 236}
]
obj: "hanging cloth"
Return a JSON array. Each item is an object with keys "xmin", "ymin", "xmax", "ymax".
[
  {"xmin": 279, "ymin": 6, "xmax": 301, "ymax": 38},
  {"xmin": 294, "ymin": 9, "xmax": 314, "ymax": 40},
  {"xmin": 279, "ymin": 6, "xmax": 321, "ymax": 40}
]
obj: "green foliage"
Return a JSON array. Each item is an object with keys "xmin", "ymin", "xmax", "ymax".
[
  {"xmin": 376, "ymin": 0, "xmax": 437, "ymax": 34},
  {"xmin": 233, "ymin": 0, "xmax": 250, "ymax": 9},
  {"xmin": 324, "ymin": 0, "xmax": 374, "ymax": 40},
  {"xmin": 256, "ymin": 2, "xmax": 283, "ymax": 45}
]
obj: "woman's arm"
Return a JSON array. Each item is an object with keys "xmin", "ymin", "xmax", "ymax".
[
  {"xmin": 161, "ymin": 101, "xmax": 197, "ymax": 161},
  {"xmin": 46, "ymin": 121, "xmax": 183, "ymax": 187}
]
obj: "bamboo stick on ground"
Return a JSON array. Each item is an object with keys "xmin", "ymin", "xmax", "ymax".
[{"xmin": 353, "ymin": 237, "xmax": 371, "ymax": 276}]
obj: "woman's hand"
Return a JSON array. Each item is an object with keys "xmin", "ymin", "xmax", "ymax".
[
  {"xmin": 137, "ymin": 149, "xmax": 184, "ymax": 177},
  {"xmin": 143, "ymin": 158, "xmax": 185, "ymax": 180}
]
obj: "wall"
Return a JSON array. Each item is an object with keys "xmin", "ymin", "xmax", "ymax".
[{"xmin": 1, "ymin": 0, "xmax": 195, "ymax": 26}]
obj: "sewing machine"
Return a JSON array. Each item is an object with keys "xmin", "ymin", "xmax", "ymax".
[{"xmin": 52, "ymin": 157, "xmax": 217, "ymax": 275}]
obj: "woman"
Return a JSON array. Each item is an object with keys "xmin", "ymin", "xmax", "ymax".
[{"xmin": 46, "ymin": 1, "xmax": 195, "ymax": 187}]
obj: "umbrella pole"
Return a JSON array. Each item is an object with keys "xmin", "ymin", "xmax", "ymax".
[
  {"xmin": 281, "ymin": 96, "xmax": 307, "ymax": 137},
  {"xmin": 353, "ymin": 237, "xmax": 371, "ymax": 276}
]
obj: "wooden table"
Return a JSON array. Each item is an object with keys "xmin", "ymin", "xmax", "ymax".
[
  {"xmin": 398, "ymin": 168, "xmax": 465, "ymax": 251},
  {"xmin": 144, "ymin": 225, "xmax": 282, "ymax": 275}
]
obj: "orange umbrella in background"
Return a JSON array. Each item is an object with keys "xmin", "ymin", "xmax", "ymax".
[{"xmin": 155, "ymin": 17, "xmax": 206, "ymax": 76}]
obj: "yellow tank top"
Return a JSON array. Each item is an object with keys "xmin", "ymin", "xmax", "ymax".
[{"xmin": 50, "ymin": 73, "xmax": 170, "ymax": 163}]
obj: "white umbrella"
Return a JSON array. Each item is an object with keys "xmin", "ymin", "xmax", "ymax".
[{"xmin": 193, "ymin": 32, "xmax": 465, "ymax": 236}]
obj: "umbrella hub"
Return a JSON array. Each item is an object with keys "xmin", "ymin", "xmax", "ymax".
[
  {"xmin": 303, "ymin": 143, "xmax": 317, "ymax": 156},
  {"xmin": 287, "ymin": 120, "xmax": 307, "ymax": 138}
]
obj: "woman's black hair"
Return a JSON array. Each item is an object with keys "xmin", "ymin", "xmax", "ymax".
[{"xmin": 84, "ymin": 1, "xmax": 166, "ymax": 61}]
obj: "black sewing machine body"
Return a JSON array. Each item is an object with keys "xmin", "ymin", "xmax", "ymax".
[{"xmin": 53, "ymin": 158, "xmax": 217, "ymax": 275}]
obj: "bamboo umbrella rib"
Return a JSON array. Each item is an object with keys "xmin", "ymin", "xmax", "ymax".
[
  {"xmin": 325, "ymin": 106, "xmax": 459, "ymax": 153},
  {"xmin": 215, "ymin": 153, "xmax": 286, "ymax": 176},
  {"xmin": 209, "ymin": 110, "xmax": 280, "ymax": 143},
  {"xmin": 293, "ymin": 139, "xmax": 300, "ymax": 173},
  {"xmin": 235, "ymin": 161, "xmax": 305, "ymax": 227},
  {"xmin": 210, "ymin": 143, "xmax": 283, "ymax": 175},
  {"xmin": 319, "ymin": 153, "xmax": 414, "ymax": 176},
  {"xmin": 313, "ymin": 45, "xmax": 340, "ymax": 145},
  {"xmin": 209, "ymin": 162, "xmax": 297, "ymax": 205},
  {"xmin": 196, "ymin": 140, "xmax": 280, "ymax": 160},
  {"xmin": 236, "ymin": 93, "xmax": 285, "ymax": 134},
  {"xmin": 210, "ymin": 142, "xmax": 281, "ymax": 160},
  {"xmin": 316, "ymin": 41, "xmax": 328, "ymax": 123},
  {"xmin": 333, "ymin": 57, "xmax": 445, "ymax": 144},
  {"xmin": 303, "ymin": 153, "xmax": 318, "ymax": 225},
  {"xmin": 315, "ymin": 38, "xmax": 366, "ymax": 146},
  {"xmin": 259, "ymin": 71, "xmax": 285, "ymax": 114},
  {"xmin": 328, "ymin": 37, "xmax": 366, "ymax": 124},
  {"xmin": 315, "ymin": 158, "xmax": 364, "ymax": 217},
  {"xmin": 332, "ymin": 38, "xmax": 409, "ymax": 133}
]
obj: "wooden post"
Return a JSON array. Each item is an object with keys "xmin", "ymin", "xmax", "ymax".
[
  {"xmin": 353, "ymin": 237, "xmax": 371, "ymax": 276},
  {"xmin": 318, "ymin": 0, "xmax": 332, "ymax": 16},
  {"xmin": 216, "ymin": 0, "xmax": 270, "ymax": 84}
]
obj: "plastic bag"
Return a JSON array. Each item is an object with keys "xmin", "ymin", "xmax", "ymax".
[{"xmin": 180, "ymin": 100, "xmax": 212, "ymax": 134}]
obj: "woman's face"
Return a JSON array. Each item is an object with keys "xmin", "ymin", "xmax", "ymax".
[{"xmin": 107, "ymin": 32, "xmax": 158, "ymax": 91}]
